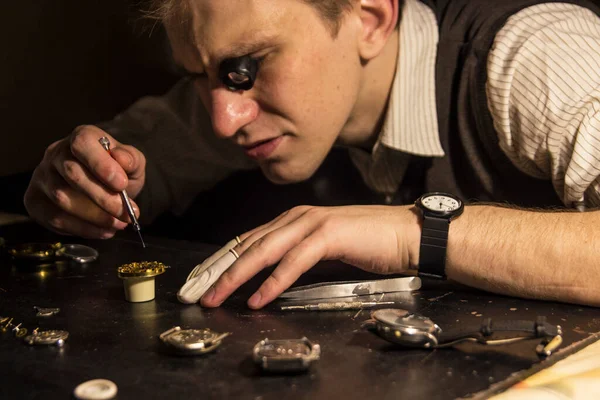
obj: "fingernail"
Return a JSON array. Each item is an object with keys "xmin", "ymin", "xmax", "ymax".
[
  {"xmin": 101, "ymin": 230, "xmax": 115, "ymax": 239},
  {"xmin": 106, "ymin": 170, "xmax": 115, "ymax": 183},
  {"xmin": 202, "ymin": 287, "xmax": 216, "ymax": 304},
  {"xmin": 113, "ymin": 219, "xmax": 128, "ymax": 230},
  {"xmin": 248, "ymin": 291, "xmax": 262, "ymax": 308}
]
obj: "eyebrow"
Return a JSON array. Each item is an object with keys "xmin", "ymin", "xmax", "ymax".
[{"xmin": 213, "ymin": 34, "xmax": 279, "ymax": 62}]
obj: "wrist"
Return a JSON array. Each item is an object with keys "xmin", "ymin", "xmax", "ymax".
[
  {"xmin": 397, "ymin": 205, "xmax": 422, "ymax": 272},
  {"xmin": 414, "ymin": 193, "xmax": 465, "ymax": 279}
]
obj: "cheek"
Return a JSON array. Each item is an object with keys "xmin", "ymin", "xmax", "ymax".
[{"xmin": 259, "ymin": 46, "xmax": 359, "ymax": 134}]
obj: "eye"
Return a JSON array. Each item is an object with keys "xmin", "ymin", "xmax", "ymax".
[
  {"xmin": 219, "ymin": 55, "xmax": 259, "ymax": 91},
  {"xmin": 226, "ymin": 71, "xmax": 250, "ymax": 86}
]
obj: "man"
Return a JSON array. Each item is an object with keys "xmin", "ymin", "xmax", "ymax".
[{"xmin": 24, "ymin": 0, "xmax": 600, "ymax": 308}]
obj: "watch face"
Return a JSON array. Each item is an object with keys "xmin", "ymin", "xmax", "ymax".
[
  {"xmin": 253, "ymin": 338, "xmax": 320, "ymax": 372},
  {"xmin": 167, "ymin": 329, "xmax": 218, "ymax": 348},
  {"xmin": 420, "ymin": 194, "xmax": 462, "ymax": 213},
  {"xmin": 254, "ymin": 339, "xmax": 313, "ymax": 359}
]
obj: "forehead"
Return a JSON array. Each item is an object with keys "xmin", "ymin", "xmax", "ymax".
[{"xmin": 166, "ymin": 0, "xmax": 309, "ymax": 67}]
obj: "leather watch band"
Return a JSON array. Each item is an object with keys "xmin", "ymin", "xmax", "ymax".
[
  {"xmin": 418, "ymin": 215, "xmax": 449, "ymax": 279},
  {"xmin": 438, "ymin": 317, "xmax": 560, "ymax": 344}
]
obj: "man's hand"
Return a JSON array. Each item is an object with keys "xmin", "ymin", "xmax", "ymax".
[
  {"xmin": 24, "ymin": 125, "xmax": 146, "ymax": 239},
  {"xmin": 200, "ymin": 205, "xmax": 422, "ymax": 309}
]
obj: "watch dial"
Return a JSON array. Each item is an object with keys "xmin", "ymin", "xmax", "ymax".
[
  {"xmin": 256, "ymin": 339, "xmax": 311, "ymax": 358},
  {"xmin": 171, "ymin": 329, "xmax": 215, "ymax": 345},
  {"xmin": 421, "ymin": 194, "xmax": 461, "ymax": 212}
]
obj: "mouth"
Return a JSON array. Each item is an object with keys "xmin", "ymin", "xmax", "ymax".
[{"xmin": 242, "ymin": 136, "xmax": 284, "ymax": 160}]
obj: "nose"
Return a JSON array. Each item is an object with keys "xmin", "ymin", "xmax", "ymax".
[{"xmin": 209, "ymin": 88, "xmax": 259, "ymax": 139}]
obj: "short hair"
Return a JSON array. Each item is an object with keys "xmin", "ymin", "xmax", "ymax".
[{"xmin": 143, "ymin": 0, "xmax": 400, "ymax": 38}]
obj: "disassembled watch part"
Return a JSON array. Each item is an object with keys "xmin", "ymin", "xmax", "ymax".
[
  {"xmin": 60, "ymin": 244, "xmax": 99, "ymax": 263},
  {"xmin": 7, "ymin": 242, "xmax": 99, "ymax": 265},
  {"xmin": 34, "ymin": 306, "xmax": 60, "ymax": 317},
  {"xmin": 23, "ymin": 329, "xmax": 69, "ymax": 347},
  {"xmin": 253, "ymin": 337, "xmax": 320, "ymax": 373},
  {"xmin": 159, "ymin": 326, "xmax": 230, "ymax": 356},
  {"xmin": 74, "ymin": 378, "xmax": 118, "ymax": 400},
  {"xmin": 117, "ymin": 261, "xmax": 168, "ymax": 302}
]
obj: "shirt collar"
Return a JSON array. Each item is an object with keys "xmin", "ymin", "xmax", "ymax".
[{"xmin": 378, "ymin": 0, "xmax": 445, "ymax": 157}]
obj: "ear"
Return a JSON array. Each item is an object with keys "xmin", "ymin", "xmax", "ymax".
[{"xmin": 357, "ymin": 0, "xmax": 399, "ymax": 60}]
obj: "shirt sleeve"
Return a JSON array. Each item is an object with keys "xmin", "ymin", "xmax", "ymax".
[
  {"xmin": 486, "ymin": 2, "xmax": 600, "ymax": 209},
  {"xmin": 96, "ymin": 78, "xmax": 255, "ymax": 223}
]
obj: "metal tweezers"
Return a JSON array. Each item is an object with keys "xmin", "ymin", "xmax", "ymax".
[{"xmin": 278, "ymin": 276, "xmax": 421, "ymax": 301}]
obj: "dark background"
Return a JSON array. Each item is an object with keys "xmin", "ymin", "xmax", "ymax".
[{"xmin": 0, "ymin": 1, "xmax": 177, "ymax": 177}]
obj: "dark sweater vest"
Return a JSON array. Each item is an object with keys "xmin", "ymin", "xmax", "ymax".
[{"xmin": 401, "ymin": 0, "xmax": 600, "ymax": 207}]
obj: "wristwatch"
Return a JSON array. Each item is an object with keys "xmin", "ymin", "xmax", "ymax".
[
  {"xmin": 253, "ymin": 337, "xmax": 320, "ymax": 373},
  {"xmin": 414, "ymin": 192, "xmax": 464, "ymax": 279},
  {"xmin": 159, "ymin": 326, "xmax": 230, "ymax": 356},
  {"xmin": 362, "ymin": 308, "xmax": 562, "ymax": 354}
]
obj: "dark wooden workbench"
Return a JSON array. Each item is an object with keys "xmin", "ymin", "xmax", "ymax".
[{"xmin": 1, "ymin": 222, "xmax": 599, "ymax": 400}]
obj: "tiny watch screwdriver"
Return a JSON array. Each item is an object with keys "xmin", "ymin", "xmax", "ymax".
[{"xmin": 98, "ymin": 137, "xmax": 146, "ymax": 248}]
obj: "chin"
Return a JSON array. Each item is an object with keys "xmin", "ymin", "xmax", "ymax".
[{"xmin": 260, "ymin": 161, "xmax": 317, "ymax": 185}]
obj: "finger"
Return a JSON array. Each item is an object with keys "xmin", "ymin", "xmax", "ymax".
[
  {"xmin": 68, "ymin": 125, "xmax": 129, "ymax": 192},
  {"xmin": 26, "ymin": 192, "xmax": 118, "ymax": 239},
  {"xmin": 185, "ymin": 237, "xmax": 241, "ymax": 281},
  {"xmin": 178, "ymin": 250, "xmax": 237, "ymax": 304},
  {"xmin": 201, "ymin": 214, "xmax": 318, "ymax": 308},
  {"xmin": 50, "ymin": 157, "xmax": 134, "ymax": 224},
  {"xmin": 110, "ymin": 144, "xmax": 146, "ymax": 183},
  {"xmin": 238, "ymin": 206, "xmax": 312, "ymax": 241},
  {"xmin": 248, "ymin": 233, "xmax": 327, "ymax": 309}
]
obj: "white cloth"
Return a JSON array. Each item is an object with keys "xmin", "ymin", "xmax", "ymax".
[{"xmin": 177, "ymin": 238, "xmax": 239, "ymax": 304}]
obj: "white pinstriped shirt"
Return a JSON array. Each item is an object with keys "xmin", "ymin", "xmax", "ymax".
[
  {"xmin": 351, "ymin": 0, "xmax": 600, "ymax": 208},
  {"xmin": 110, "ymin": 0, "xmax": 600, "ymax": 222}
]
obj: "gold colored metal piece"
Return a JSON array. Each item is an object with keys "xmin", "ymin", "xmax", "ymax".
[
  {"xmin": 117, "ymin": 261, "xmax": 168, "ymax": 278},
  {"xmin": 15, "ymin": 327, "xmax": 28, "ymax": 338},
  {"xmin": 235, "ymin": 236, "xmax": 242, "ymax": 244},
  {"xmin": 8, "ymin": 242, "xmax": 63, "ymax": 260},
  {"xmin": 229, "ymin": 249, "xmax": 239, "ymax": 259},
  {"xmin": 536, "ymin": 334, "xmax": 563, "ymax": 357},
  {"xmin": 1, "ymin": 318, "xmax": 14, "ymax": 333}
]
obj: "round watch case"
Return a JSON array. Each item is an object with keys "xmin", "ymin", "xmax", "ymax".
[
  {"xmin": 365, "ymin": 308, "xmax": 441, "ymax": 348},
  {"xmin": 159, "ymin": 326, "xmax": 230, "ymax": 355}
]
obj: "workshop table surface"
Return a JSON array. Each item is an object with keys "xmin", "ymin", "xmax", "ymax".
[{"xmin": 1, "ymin": 222, "xmax": 600, "ymax": 400}]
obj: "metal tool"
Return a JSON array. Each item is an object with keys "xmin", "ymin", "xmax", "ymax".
[
  {"xmin": 98, "ymin": 137, "xmax": 145, "ymax": 248},
  {"xmin": 278, "ymin": 276, "xmax": 421, "ymax": 301},
  {"xmin": 280, "ymin": 301, "xmax": 396, "ymax": 311}
]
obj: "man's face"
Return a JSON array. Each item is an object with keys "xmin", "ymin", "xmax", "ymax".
[{"xmin": 166, "ymin": 0, "xmax": 363, "ymax": 183}]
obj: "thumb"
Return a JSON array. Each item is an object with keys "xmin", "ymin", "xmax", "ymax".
[{"xmin": 110, "ymin": 144, "xmax": 146, "ymax": 181}]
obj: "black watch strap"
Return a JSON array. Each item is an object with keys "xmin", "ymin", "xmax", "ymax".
[
  {"xmin": 418, "ymin": 215, "xmax": 450, "ymax": 279},
  {"xmin": 438, "ymin": 317, "xmax": 560, "ymax": 345}
]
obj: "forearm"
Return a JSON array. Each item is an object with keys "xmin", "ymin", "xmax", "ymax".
[{"xmin": 444, "ymin": 205, "xmax": 600, "ymax": 306}]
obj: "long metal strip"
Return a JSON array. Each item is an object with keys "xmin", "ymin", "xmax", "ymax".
[{"xmin": 278, "ymin": 276, "xmax": 421, "ymax": 300}]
